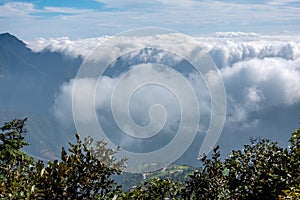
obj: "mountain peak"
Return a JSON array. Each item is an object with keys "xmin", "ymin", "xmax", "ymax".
[
  {"xmin": 0, "ymin": 32, "xmax": 30, "ymax": 54},
  {"xmin": 0, "ymin": 32, "xmax": 16, "ymax": 37},
  {"xmin": 0, "ymin": 32, "xmax": 25, "ymax": 44}
]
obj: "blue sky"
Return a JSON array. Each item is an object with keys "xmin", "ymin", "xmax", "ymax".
[{"xmin": 0, "ymin": 0, "xmax": 299, "ymax": 40}]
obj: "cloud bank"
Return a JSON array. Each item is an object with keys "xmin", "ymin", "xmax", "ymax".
[
  {"xmin": 48, "ymin": 32, "xmax": 300, "ymax": 163},
  {"xmin": 49, "ymin": 32, "xmax": 300, "ymax": 125}
]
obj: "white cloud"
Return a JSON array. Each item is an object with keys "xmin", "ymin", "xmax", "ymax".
[
  {"xmin": 28, "ymin": 33, "xmax": 300, "ymax": 66},
  {"xmin": 0, "ymin": 2, "xmax": 36, "ymax": 17},
  {"xmin": 212, "ymin": 32, "xmax": 261, "ymax": 38},
  {"xmin": 48, "ymin": 32, "xmax": 300, "ymax": 162},
  {"xmin": 0, "ymin": 2, "xmax": 91, "ymax": 17},
  {"xmin": 222, "ymin": 57, "xmax": 300, "ymax": 105},
  {"xmin": 268, "ymin": 0, "xmax": 300, "ymax": 6},
  {"xmin": 54, "ymin": 58, "xmax": 210, "ymax": 132},
  {"xmin": 43, "ymin": 6, "xmax": 92, "ymax": 14},
  {"xmin": 95, "ymin": 0, "xmax": 198, "ymax": 9},
  {"xmin": 50, "ymin": 33, "xmax": 300, "ymax": 130},
  {"xmin": 1, "ymin": 1, "xmax": 300, "ymax": 40},
  {"xmin": 197, "ymin": 34, "xmax": 300, "ymax": 68},
  {"xmin": 54, "ymin": 78, "xmax": 98, "ymax": 126},
  {"xmin": 30, "ymin": 36, "xmax": 110, "ymax": 57},
  {"xmin": 55, "ymin": 71, "xmax": 206, "ymax": 152},
  {"xmin": 222, "ymin": 56, "xmax": 300, "ymax": 127}
]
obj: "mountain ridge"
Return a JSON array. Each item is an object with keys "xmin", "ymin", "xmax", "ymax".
[{"xmin": 0, "ymin": 33, "xmax": 82, "ymax": 160}]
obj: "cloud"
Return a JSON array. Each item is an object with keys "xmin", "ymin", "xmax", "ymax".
[
  {"xmin": 1, "ymin": 1, "xmax": 300, "ymax": 40},
  {"xmin": 54, "ymin": 44, "xmax": 211, "ymax": 125},
  {"xmin": 50, "ymin": 33, "xmax": 300, "ymax": 133},
  {"xmin": 222, "ymin": 57, "xmax": 300, "ymax": 125},
  {"xmin": 207, "ymin": 38, "xmax": 300, "ymax": 68},
  {"xmin": 30, "ymin": 36, "xmax": 109, "ymax": 57},
  {"xmin": 0, "ymin": 2, "xmax": 36, "ymax": 17},
  {"xmin": 47, "ymin": 32, "xmax": 300, "ymax": 166},
  {"xmin": 54, "ymin": 78, "xmax": 97, "ymax": 126},
  {"xmin": 29, "ymin": 33, "xmax": 300, "ymax": 66},
  {"xmin": 212, "ymin": 32, "xmax": 260, "ymax": 37},
  {"xmin": 268, "ymin": 0, "xmax": 300, "ymax": 6},
  {"xmin": 54, "ymin": 65, "xmax": 210, "ymax": 152},
  {"xmin": 43, "ymin": 6, "xmax": 92, "ymax": 14},
  {"xmin": 95, "ymin": 0, "xmax": 198, "ymax": 10}
]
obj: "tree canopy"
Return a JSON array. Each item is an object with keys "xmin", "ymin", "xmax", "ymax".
[{"xmin": 0, "ymin": 118, "xmax": 299, "ymax": 199}]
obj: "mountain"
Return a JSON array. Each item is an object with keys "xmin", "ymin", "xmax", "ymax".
[
  {"xmin": 0, "ymin": 33, "xmax": 82, "ymax": 113},
  {"xmin": 0, "ymin": 33, "xmax": 82, "ymax": 159}
]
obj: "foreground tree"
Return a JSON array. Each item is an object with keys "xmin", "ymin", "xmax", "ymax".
[
  {"xmin": 287, "ymin": 128, "xmax": 300, "ymax": 186},
  {"xmin": 34, "ymin": 134, "xmax": 127, "ymax": 199},
  {"xmin": 0, "ymin": 118, "xmax": 35, "ymax": 199},
  {"xmin": 0, "ymin": 118, "xmax": 127, "ymax": 199},
  {"xmin": 122, "ymin": 177, "xmax": 184, "ymax": 199},
  {"xmin": 0, "ymin": 118, "xmax": 299, "ymax": 199},
  {"xmin": 224, "ymin": 139, "xmax": 289, "ymax": 199},
  {"xmin": 185, "ymin": 146, "xmax": 230, "ymax": 199},
  {"xmin": 186, "ymin": 127, "xmax": 300, "ymax": 199},
  {"xmin": 279, "ymin": 128, "xmax": 300, "ymax": 199}
]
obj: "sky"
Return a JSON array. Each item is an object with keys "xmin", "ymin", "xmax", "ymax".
[{"xmin": 0, "ymin": 0, "xmax": 300, "ymax": 40}]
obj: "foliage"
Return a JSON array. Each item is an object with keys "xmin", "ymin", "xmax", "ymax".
[
  {"xmin": 278, "ymin": 128, "xmax": 300, "ymax": 200},
  {"xmin": 0, "ymin": 118, "xmax": 299, "ymax": 199},
  {"xmin": 287, "ymin": 128, "xmax": 300, "ymax": 186},
  {"xmin": 122, "ymin": 177, "xmax": 184, "ymax": 199},
  {"xmin": 279, "ymin": 186, "xmax": 300, "ymax": 199},
  {"xmin": 33, "ymin": 134, "xmax": 127, "ymax": 199},
  {"xmin": 0, "ymin": 118, "xmax": 35, "ymax": 199},
  {"xmin": 0, "ymin": 119, "xmax": 126, "ymax": 199},
  {"xmin": 185, "ymin": 146, "xmax": 230, "ymax": 199},
  {"xmin": 114, "ymin": 172, "xmax": 144, "ymax": 191},
  {"xmin": 185, "ymin": 128, "xmax": 300, "ymax": 200},
  {"xmin": 224, "ymin": 139, "xmax": 289, "ymax": 199},
  {"xmin": 144, "ymin": 164, "xmax": 195, "ymax": 182},
  {"xmin": 117, "ymin": 164, "xmax": 195, "ymax": 192}
]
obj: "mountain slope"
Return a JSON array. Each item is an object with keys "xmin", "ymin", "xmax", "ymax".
[
  {"xmin": 0, "ymin": 33, "xmax": 82, "ymax": 113},
  {"xmin": 0, "ymin": 33, "xmax": 82, "ymax": 159}
]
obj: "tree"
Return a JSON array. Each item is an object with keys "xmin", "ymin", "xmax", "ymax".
[
  {"xmin": 287, "ymin": 128, "xmax": 300, "ymax": 186},
  {"xmin": 122, "ymin": 177, "xmax": 183, "ymax": 199},
  {"xmin": 34, "ymin": 134, "xmax": 127, "ymax": 199},
  {"xmin": 185, "ymin": 127, "xmax": 300, "ymax": 199},
  {"xmin": 0, "ymin": 118, "xmax": 127, "ymax": 199},
  {"xmin": 1, "ymin": 117, "xmax": 299, "ymax": 199},
  {"xmin": 185, "ymin": 146, "xmax": 230, "ymax": 199},
  {"xmin": 224, "ymin": 139, "xmax": 289, "ymax": 199},
  {"xmin": 279, "ymin": 128, "xmax": 300, "ymax": 199},
  {"xmin": 0, "ymin": 118, "xmax": 35, "ymax": 199}
]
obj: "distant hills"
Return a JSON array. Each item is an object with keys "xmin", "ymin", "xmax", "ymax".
[
  {"xmin": 115, "ymin": 164, "xmax": 196, "ymax": 191},
  {"xmin": 0, "ymin": 33, "xmax": 82, "ymax": 159}
]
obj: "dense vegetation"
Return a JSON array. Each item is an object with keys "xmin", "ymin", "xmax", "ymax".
[{"xmin": 0, "ymin": 118, "xmax": 299, "ymax": 199}]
